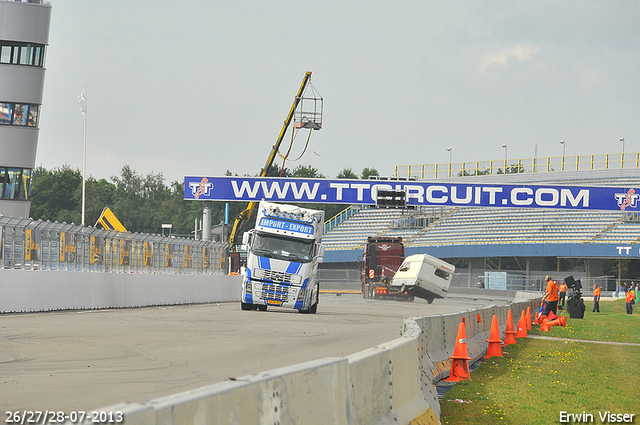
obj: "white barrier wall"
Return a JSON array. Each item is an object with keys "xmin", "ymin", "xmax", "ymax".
[
  {"xmin": 0, "ymin": 270, "xmax": 241, "ymax": 313},
  {"xmin": 67, "ymin": 292, "xmax": 538, "ymax": 425}
]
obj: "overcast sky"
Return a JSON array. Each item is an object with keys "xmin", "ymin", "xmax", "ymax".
[{"xmin": 37, "ymin": 1, "xmax": 640, "ymax": 185}]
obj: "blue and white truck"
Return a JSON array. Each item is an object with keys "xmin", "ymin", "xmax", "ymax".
[{"xmin": 240, "ymin": 201, "xmax": 325, "ymax": 313}]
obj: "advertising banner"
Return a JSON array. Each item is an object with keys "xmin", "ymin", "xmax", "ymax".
[
  {"xmin": 25, "ymin": 228, "xmax": 41, "ymax": 262},
  {"xmin": 184, "ymin": 176, "xmax": 639, "ymax": 212},
  {"xmin": 143, "ymin": 241, "xmax": 153, "ymax": 266},
  {"xmin": 59, "ymin": 232, "xmax": 76, "ymax": 264},
  {"xmin": 202, "ymin": 247, "xmax": 209, "ymax": 269},
  {"xmin": 184, "ymin": 245, "xmax": 192, "ymax": 269},
  {"xmin": 59, "ymin": 232, "xmax": 65, "ymax": 262},
  {"xmin": 90, "ymin": 236, "xmax": 104, "ymax": 265},
  {"xmin": 119, "ymin": 239, "xmax": 130, "ymax": 266},
  {"xmin": 165, "ymin": 244, "xmax": 174, "ymax": 268}
]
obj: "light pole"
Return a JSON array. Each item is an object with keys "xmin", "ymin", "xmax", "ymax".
[
  {"xmin": 620, "ymin": 137, "xmax": 625, "ymax": 168},
  {"xmin": 560, "ymin": 140, "xmax": 565, "ymax": 171},
  {"xmin": 502, "ymin": 144, "xmax": 507, "ymax": 173},
  {"xmin": 447, "ymin": 147, "xmax": 452, "ymax": 177}
]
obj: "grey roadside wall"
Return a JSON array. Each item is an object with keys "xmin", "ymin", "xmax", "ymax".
[
  {"xmin": 0, "ymin": 269, "xmax": 240, "ymax": 312},
  {"xmin": 0, "ymin": 270, "xmax": 537, "ymax": 425}
]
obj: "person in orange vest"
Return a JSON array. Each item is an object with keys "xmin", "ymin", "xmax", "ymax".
[
  {"xmin": 626, "ymin": 288, "xmax": 636, "ymax": 315},
  {"xmin": 558, "ymin": 280, "xmax": 568, "ymax": 309},
  {"xmin": 542, "ymin": 275, "xmax": 559, "ymax": 316},
  {"xmin": 593, "ymin": 284, "xmax": 601, "ymax": 313}
]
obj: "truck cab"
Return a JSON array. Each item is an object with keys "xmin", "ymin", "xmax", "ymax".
[
  {"xmin": 241, "ymin": 201, "xmax": 325, "ymax": 313},
  {"xmin": 360, "ymin": 236, "xmax": 412, "ymax": 301}
]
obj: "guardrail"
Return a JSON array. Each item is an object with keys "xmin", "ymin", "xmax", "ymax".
[
  {"xmin": 1, "ymin": 0, "xmax": 46, "ymax": 3},
  {"xmin": 75, "ymin": 290, "xmax": 537, "ymax": 425},
  {"xmin": 395, "ymin": 152, "xmax": 640, "ymax": 179},
  {"xmin": 0, "ymin": 215, "xmax": 228, "ymax": 274},
  {"xmin": 324, "ymin": 205, "xmax": 358, "ymax": 234}
]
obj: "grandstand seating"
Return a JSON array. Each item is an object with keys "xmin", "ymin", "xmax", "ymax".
[{"xmin": 323, "ymin": 170, "xmax": 640, "ymax": 250}]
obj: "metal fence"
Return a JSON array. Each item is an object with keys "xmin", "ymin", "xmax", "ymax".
[
  {"xmin": 0, "ymin": 215, "xmax": 229, "ymax": 274},
  {"xmin": 452, "ymin": 272, "xmax": 617, "ymax": 293},
  {"xmin": 395, "ymin": 152, "xmax": 640, "ymax": 180}
]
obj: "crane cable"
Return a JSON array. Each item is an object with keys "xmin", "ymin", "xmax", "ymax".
[{"xmin": 277, "ymin": 127, "xmax": 313, "ymax": 176}]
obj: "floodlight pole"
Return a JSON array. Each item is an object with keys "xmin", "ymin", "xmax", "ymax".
[
  {"xmin": 502, "ymin": 144, "xmax": 507, "ymax": 173},
  {"xmin": 81, "ymin": 85, "xmax": 87, "ymax": 227}
]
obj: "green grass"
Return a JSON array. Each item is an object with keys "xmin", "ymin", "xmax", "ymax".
[
  {"xmin": 440, "ymin": 299, "xmax": 640, "ymax": 425},
  {"xmin": 527, "ymin": 298, "xmax": 640, "ymax": 343}
]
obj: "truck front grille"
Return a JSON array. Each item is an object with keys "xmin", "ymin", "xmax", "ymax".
[
  {"xmin": 254, "ymin": 268, "xmax": 301, "ymax": 285},
  {"xmin": 260, "ymin": 284, "xmax": 289, "ymax": 301}
]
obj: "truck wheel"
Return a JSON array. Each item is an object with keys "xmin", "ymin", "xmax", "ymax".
[
  {"xmin": 241, "ymin": 302, "xmax": 252, "ymax": 311},
  {"xmin": 310, "ymin": 285, "xmax": 319, "ymax": 314},
  {"xmin": 362, "ymin": 283, "xmax": 367, "ymax": 299},
  {"xmin": 426, "ymin": 296, "xmax": 435, "ymax": 304}
]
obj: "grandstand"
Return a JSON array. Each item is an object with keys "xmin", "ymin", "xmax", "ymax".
[
  {"xmin": 321, "ymin": 166, "xmax": 640, "ymax": 290},
  {"xmin": 323, "ymin": 206, "xmax": 636, "ymax": 249},
  {"xmin": 324, "ymin": 168, "xmax": 640, "ymax": 250}
]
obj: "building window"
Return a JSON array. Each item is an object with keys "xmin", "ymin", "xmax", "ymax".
[
  {"xmin": 0, "ymin": 102, "xmax": 40, "ymax": 127},
  {"xmin": 0, "ymin": 41, "xmax": 46, "ymax": 67},
  {"xmin": 0, "ymin": 168, "xmax": 31, "ymax": 201}
]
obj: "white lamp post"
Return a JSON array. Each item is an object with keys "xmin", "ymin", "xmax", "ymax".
[{"xmin": 502, "ymin": 144, "xmax": 507, "ymax": 173}]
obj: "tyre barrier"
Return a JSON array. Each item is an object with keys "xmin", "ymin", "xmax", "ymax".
[{"xmin": 66, "ymin": 292, "xmax": 538, "ymax": 425}]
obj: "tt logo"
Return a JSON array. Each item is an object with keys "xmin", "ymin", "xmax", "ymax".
[
  {"xmin": 189, "ymin": 178, "xmax": 213, "ymax": 199},
  {"xmin": 379, "ymin": 244, "xmax": 391, "ymax": 251},
  {"xmin": 614, "ymin": 188, "xmax": 640, "ymax": 210}
]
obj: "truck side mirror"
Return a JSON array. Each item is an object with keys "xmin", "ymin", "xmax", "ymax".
[{"xmin": 317, "ymin": 244, "xmax": 325, "ymax": 260}]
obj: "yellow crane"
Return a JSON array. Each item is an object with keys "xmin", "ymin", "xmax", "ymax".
[
  {"xmin": 227, "ymin": 71, "xmax": 321, "ymax": 251},
  {"xmin": 95, "ymin": 207, "xmax": 127, "ymax": 232}
]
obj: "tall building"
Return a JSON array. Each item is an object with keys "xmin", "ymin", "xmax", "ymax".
[{"xmin": 0, "ymin": 0, "xmax": 52, "ymax": 218}]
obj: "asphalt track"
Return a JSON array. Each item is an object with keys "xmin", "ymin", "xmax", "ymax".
[{"xmin": 1, "ymin": 294, "xmax": 505, "ymax": 413}]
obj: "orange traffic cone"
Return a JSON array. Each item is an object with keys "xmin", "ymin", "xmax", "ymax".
[
  {"xmin": 547, "ymin": 310, "xmax": 557, "ymax": 321},
  {"xmin": 525, "ymin": 306, "xmax": 532, "ymax": 330},
  {"xmin": 515, "ymin": 310, "xmax": 528, "ymax": 338},
  {"xmin": 444, "ymin": 321, "xmax": 472, "ymax": 382},
  {"xmin": 547, "ymin": 316, "xmax": 567, "ymax": 327},
  {"xmin": 539, "ymin": 315, "xmax": 548, "ymax": 324},
  {"xmin": 540, "ymin": 322, "xmax": 551, "ymax": 332},
  {"xmin": 534, "ymin": 311, "xmax": 540, "ymax": 324},
  {"xmin": 503, "ymin": 310, "xmax": 517, "ymax": 346},
  {"xmin": 485, "ymin": 315, "xmax": 503, "ymax": 359}
]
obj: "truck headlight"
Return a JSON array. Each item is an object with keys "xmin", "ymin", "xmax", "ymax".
[
  {"xmin": 297, "ymin": 288, "xmax": 306, "ymax": 300},
  {"xmin": 245, "ymin": 281, "xmax": 252, "ymax": 294}
]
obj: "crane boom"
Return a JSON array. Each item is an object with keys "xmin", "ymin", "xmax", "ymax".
[{"xmin": 228, "ymin": 71, "xmax": 313, "ymax": 249}]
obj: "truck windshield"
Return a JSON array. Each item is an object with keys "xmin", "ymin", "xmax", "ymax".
[{"xmin": 251, "ymin": 232, "xmax": 314, "ymax": 263}]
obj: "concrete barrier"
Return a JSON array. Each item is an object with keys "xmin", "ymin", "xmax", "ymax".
[
  {"xmin": 62, "ymin": 291, "xmax": 538, "ymax": 425},
  {"xmin": 0, "ymin": 270, "xmax": 241, "ymax": 313}
]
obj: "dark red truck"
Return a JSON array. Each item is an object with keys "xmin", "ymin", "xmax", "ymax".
[{"xmin": 360, "ymin": 236, "xmax": 414, "ymax": 301}]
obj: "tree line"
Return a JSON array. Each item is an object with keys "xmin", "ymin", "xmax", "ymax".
[{"xmin": 29, "ymin": 164, "xmax": 379, "ymax": 238}]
